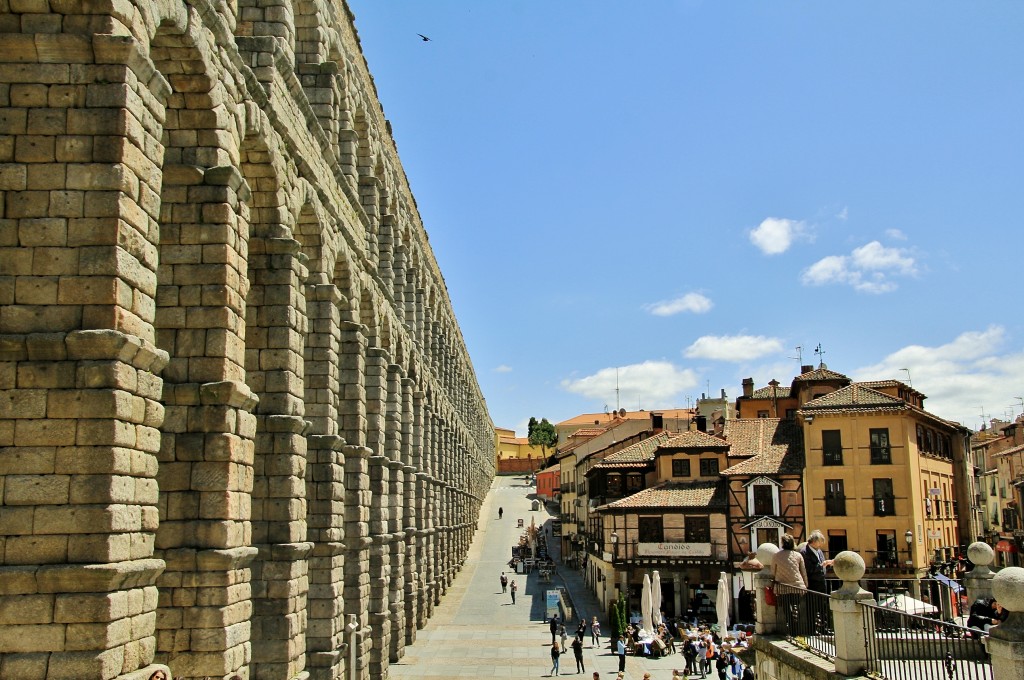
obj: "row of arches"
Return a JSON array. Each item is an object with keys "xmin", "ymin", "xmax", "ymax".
[{"xmin": 0, "ymin": 1, "xmax": 493, "ymax": 679}]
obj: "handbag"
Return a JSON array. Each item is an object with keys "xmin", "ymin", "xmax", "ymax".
[{"xmin": 764, "ymin": 584, "xmax": 777, "ymax": 606}]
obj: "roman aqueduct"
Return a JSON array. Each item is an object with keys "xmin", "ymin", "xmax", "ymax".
[{"xmin": 0, "ymin": 0, "xmax": 495, "ymax": 678}]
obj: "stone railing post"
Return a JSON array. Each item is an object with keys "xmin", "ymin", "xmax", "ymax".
[
  {"xmin": 965, "ymin": 541, "xmax": 996, "ymax": 605},
  {"xmin": 830, "ymin": 550, "xmax": 875, "ymax": 677},
  {"xmin": 988, "ymin": 566, "xmax": 1024, "ymax": 680},
  {"xmin": 754, "ymin": 543, "xmax": 780, "ymax": 635}
]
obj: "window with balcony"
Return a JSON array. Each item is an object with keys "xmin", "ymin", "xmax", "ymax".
[
  {"xmin": 685, "ymin": 516, "xmax": 710, "ymax": 543},
  {"xmin": 873, "ymin": 478, "xmax": 895, "ymax": 516},
  {"xmin": 672, "ymin": 459, "xmax": 691, "ymax": 478},
  {"xmin": 606, "ymin": 474, "xmax": 622, "ymax": 496},
  {"xmin": 870, "ymin": 428, "xmax": 891, "ymax": 464},
  {"xmin": 875, "ymin": 530, "xmax": 897, "ymax": 568},
  {"xmin": 753, "ymin": 484, "xmax": 774, "ymax": 516},
  {"xmin": 699, "ymin": 458, "xmax": 719, "ymax": 476},
  {"xmin": 823, "ymin": 430, "xmax": 843, "ymax": 465},
  {"xmin": 638, "ymin": 516, "xmax": 664, "ymax": 542},
  {"xmin": 827, "ymin": 530, "xmax": 848, "ymax": 559},
  {"xmin": 825, "ymin": 479, "xmax": 846, "ymax": 516}
]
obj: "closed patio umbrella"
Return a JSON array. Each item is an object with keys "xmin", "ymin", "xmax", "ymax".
[
  {"xmin": 641, "ymin": 573, "xmax": 653, "ymax": 633},
  {"xmin": 716, "ymin": 571, "xmax": 731, "ymax": 632},
  {"xmin": 651, "ymin": 570, "xmax": 663, "ymax": 628}
]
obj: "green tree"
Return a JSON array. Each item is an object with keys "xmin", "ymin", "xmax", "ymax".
[{"xmin": 527, "ymin": 417, "xmax": 558, "ymax": 462}]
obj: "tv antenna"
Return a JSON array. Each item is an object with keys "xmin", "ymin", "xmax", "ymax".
[
  {"xmin": 900, "ymin": 368, "xmax": 912, "ymax": 387},
  {"xmin": 1015, "ymin": 397, "xmax": 1024, "ymax": 418},
  {"xmin": 615, "ymin": 367, "xmax": 620, "ymax": 411},
  {"xmin": 790, "ymin": 345, "xmax": 803, "ymax": 366}
]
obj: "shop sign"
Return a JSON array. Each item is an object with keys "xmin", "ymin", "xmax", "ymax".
[{"xmin": 637, "ymin": 542, "xmax": 711, "ymax": 557}]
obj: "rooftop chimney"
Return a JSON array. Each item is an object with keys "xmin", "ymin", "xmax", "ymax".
[
  {"xmin": 742, "ymin": 378, "xmax": 754, "ymax": 398},
  {"xmin": 801, "ymin": 365, "xmax": 813, "ymax": 374}
]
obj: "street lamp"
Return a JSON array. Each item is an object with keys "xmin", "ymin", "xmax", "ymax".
[
  {"xmin": 905, "ymin": 530, "xmax": 914, "ymax": 567},
  {"xmin": 610, "ymin": 531, "xmax": 619, "ymax": 562}
]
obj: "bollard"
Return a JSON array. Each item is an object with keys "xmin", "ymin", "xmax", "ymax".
[
  {"xmin": 829, "ymin": 550, "xmax": 875, "ymax": 677},
  {"xmin": 988, "ymin": 566, "xmax": 1024, "ymax": 680}
]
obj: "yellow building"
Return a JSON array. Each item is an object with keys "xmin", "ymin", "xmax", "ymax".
[
  {"xmin": 495, "ymin": 427, "xmax": 550, "ymax": 477},
  {"xmin": 799, "ymin": 381, "xmax": 968, "ymax": 579}
]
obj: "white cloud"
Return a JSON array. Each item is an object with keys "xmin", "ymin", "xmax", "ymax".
[
  {"xmin": 854, "ymin": 326, "xmax": 1024, "ymax": 426},
  {"xmin": 885, "ymin": 228, "xmax": 907, "ymax": 241},
  {"xmin": 494, "ymin": 364, "xmax": 512, "ymax": 373},
  {"xmin": 801, "ymin": 240, "xmax": 916, "ymax": 293},
  {"xmin": 851, "ymin": 241, "xmax": 917, "ymax": 275},
  {"xmin": 836, "ymin": 207, "xmax": 849, "ymax": 221},
  {"xmin": 561, "ymin": 361, "xmax": 699, "ymax": 405},
  {"xmin": 644, "ymin": 292, "xmax": 713, "ymax": 316},
  {"xmin": 684, "ymin": 334, "xmax": 785, "ymax": 362},
  {"xmin": 749, "ymin": 217, "xmax": 806, "ymax": 255}
]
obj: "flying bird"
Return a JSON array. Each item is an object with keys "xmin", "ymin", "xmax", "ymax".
[{"xmin": 417, "ymin": 33, "xmax": 431, "ymax": 42}]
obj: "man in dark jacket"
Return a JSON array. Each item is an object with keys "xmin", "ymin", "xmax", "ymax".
[
  {"xmin": 550, "ymin": 615, "xmax": 559, "ymax": 644},
  {"xmin": 800, "ymin": 530, "xmax": 834, "ymax": 593}
]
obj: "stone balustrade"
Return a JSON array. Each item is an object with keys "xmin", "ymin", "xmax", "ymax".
[{"xmin": 753, "ymin": 541, "xmax": 1024, "ymax": 680}]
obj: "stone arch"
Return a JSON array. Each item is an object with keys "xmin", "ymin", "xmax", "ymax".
[
  {"xmin": 237, "ymin": 128, "xmax": 313, "ymax": 680},
  {"xmin": 139, "ymin": 7, "xmax": 260, "ymax": 679}
]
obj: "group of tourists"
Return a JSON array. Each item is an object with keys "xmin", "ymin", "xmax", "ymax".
[
  {"xmin": 614, "ymin": 620, "xmax": 753, "ymax": 679},
  {"xmin": 499, "ymin": 571, "xmax": 518, "ymax": 604},
  {"xmin": 549, "ymin": 614, "xmax": 591, "ymax": 675},
  {"xmin": 770, "ymin": 530, "xmax": 833, "ymax": 635}
]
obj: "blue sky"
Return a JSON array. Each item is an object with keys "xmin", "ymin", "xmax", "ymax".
[{"xmin": 349, "ymin": 2, "xmax": 1024, "ymax": 435}]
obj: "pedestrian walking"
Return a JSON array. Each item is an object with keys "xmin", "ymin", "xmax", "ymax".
[
  {"xmin": 616, "ymin": 637, "xmax": 627, "ymax": 673},
  {"xmin": 730, "ymin": 652, "xmax": 743, "ymax": 679},
  {"xmin": 510, "ymin": 579, "xmax": 517, "ymax": 604},
  {"xmin": 550, "ymin": 641, "xmax": 561, "ymax": 676},
  {"xmin": 683, "ymin": 637, "xmax": 698, "ymax": 676},
  {"xmin": 694, "ymin": 637, "xmax": 707, "ymax": 678},
  {"xmin": 593, "ymin": 673, "xmax": 600, "ymax": 680},
  {"xmin": 550, "ymin": 615, "xmax": 559, "ymax": 644},
  {"xmin": 742, "ymin": 664, "xmax": 755, "ymax": 680},
  {"xmin": 576, "ymin": 617, "xmax": 587, "ymax": 639},
  {"xmin": 590, "ymin": 616, "xmax": 601, "ymax": 647},
  {"xmin": 498, "ymin": 506, "xmax": 503, "ymax": 519},
  {"xmin": 559, "ymin": 623, "xmax": 568, "ymax": 653},
  {"xmin": 572, "ymin": 635, "xmax": 585, "ymax": 673},
  {"xmin": 703, "ymin": 636, "xmax": 716, "ymax": 676},
  {"xmin": 716, "ymin": 651, "xmax": 733, "ymax": 675},
  {"xmin": 500, "ymin": 572, "xmax": 508, "ymax": 593}
]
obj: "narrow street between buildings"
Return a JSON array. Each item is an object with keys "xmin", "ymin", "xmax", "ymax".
[{"xmin": 388, "ymin": 476, "xmax": 691, "ymax": 679}]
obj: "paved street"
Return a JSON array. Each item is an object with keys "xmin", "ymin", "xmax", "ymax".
[{"xmin": 388, "ymin": 476, "xmax": 687, "ymax": 679}]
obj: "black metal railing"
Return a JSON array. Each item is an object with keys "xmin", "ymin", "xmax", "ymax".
[
  {"xmin": 861, "ymin": 601, "xmax": 992, "ymax": 680},
  {"xmin": 773, "ymin": 583, "xmax": 835, "ymax": 660}
]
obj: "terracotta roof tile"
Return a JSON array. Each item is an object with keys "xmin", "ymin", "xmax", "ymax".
[
  {"xmin": 592, "ymin": 432, "xmax": 673, "ymax": 467},
  {"xmin": 992, "ymin": 444, "xmax": 1024, "ymax": 458},
  {"xmin": 721, "ymin": 418, "xmax": 804, "ymax": 476},
  {"xmin": 660, "ymin": 430, "xmax": 729, "ymax": 450},
  {"xmin": 557, "ymin": 408, "xmax": 695, "ymax": 427},
  {"xmin": 799, "ymin": 384, "xmax": 905, "ymax": 413},
  {"xmin": 570, "ymin": 427, "xmax": 607, "ymax": 438},
  {"xmin": 792, "ymin": 367, "xmax": 850, "ymax": 383},
  {"xmin": 597, "ymin": 481, "xmax": 728, "ymax": 511},
  {"xmin": 748, "ymin": 385, "xmax": 794, "ymax": 399}
]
